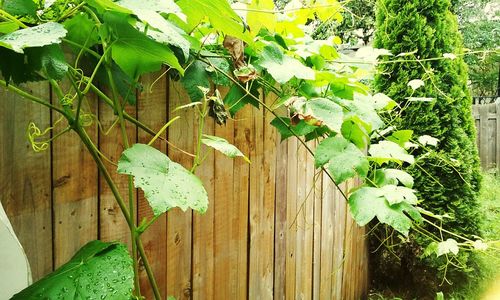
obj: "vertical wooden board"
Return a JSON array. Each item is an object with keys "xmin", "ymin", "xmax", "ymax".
[
  {"xmin": 285, "ymin": 138, "xmax": 298, "ymax": 299},
  {"xmin": 312, "ymin": 167, "xmax": 323, "ymax": 300},
  {"xmin": 488, "ymin": 105, "xmax": 496, "ymax": 169},
  {"xmin": 274, "ymin": 135, "xmax": 288, "ymax": 300},
  {"xmin": 192, "ymin": 114, "xmax": 215, "ymax": 300},
  {"xmin": 53, "ymin": 91, "xmax": 98, "ymax": 267},
  {"xmin": 294, "ymin": 141, "xmax": 308, "ymax": 300},
  {"xmin": 480, "ymin": 105, "xmax": 489, "ymax": 169},
  {"xmin": 342, "ymin": 181, "xmax": 355, "ymax": 300},
  {"xmin": 167, "ymin": 82, "xmax": 194, "ymax": 299},
  {"xmin": 232, "ymin": 106, "xmax": 252, "ymax": 299},
  {"xmin": 0, "ymin": 83, "xmax": 53, "ymax": 280},
  {"xmin": 249, "ymin": 101, "xmax": 275, "ymax": 299},
  {"xmin": 333, "ymin": 183, "xmax": 347, "ymax": 299},
  {"xmin": 496, "ymin": 103, "xmax": 500, "ymax": 172},
  {"xmin": 296, "ymin": 143, "xmax": 314, "ymax": 299},
  {"xmin": 98, "ymin": 92, "xmax": 136, "ymax": 246},
  {"xmin": 233, "ymin": 106, "xmax": 255, "ymax": 299},
  {"xmin": 137, "ymin": 73, "xmax": 167, "ymax": 298},
  {"xmin": 319, "ymin": 175, "xmax": 335, "ymax": 299},
  {"xmin": 213, "ymin": 115, "xmax": 237, "ymax": 299}
]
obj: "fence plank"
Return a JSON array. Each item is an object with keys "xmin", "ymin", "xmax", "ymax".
[
  {"xmin": 98, "ymin": 91, "xmax": 136, "ymax": 247},
  {"xmin": 137, "ymin": 73, "xmax": 168, "ymax": 298},
  {"xmin": 497, "ymin": 103, "xmax": 500, "ymax": 172},
  {"xmin": 52, "ymin": 91, "xmax": 98, "ymax": 267},
  {"xmin": 192, "ymin": 113, "xmax": 215, "ymax": 300},
  {"xmin": 285, "ymin": 138, "xmax": 298, "ymax": 299},
  {"xmin": 0, "ymin": 83, "xmax": 53, "ymax": 280},
  {"xmin": 479, "ymin": 105, "xmax": 490, "ymax": 169},
  {"xmin": 167, "ymin": 82, "xmax": 194, "ymax": 299}
]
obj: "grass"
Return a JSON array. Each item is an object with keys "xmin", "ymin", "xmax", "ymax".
[
  {"xmin": 448, "ymin": 170, "xmax": 500, "ymax": 300},
  {"xmin": 368, "ymin": 170, "xmax": 500, "ymax": 300}
]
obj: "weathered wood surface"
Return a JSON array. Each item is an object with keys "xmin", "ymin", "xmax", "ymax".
[
  {"xmin": 473, "ymin": 103, "xmax": 499, "ymax": 172},
  {"xmin": 1, "ymin": 82, "xmax": 369, "ymax": 299}
]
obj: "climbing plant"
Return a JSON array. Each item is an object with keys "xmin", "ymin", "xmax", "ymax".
[{"xmin": 0, "ymin": 0, "xmax": 490, "ymax": 299}]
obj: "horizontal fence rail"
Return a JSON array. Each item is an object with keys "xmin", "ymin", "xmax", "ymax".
[
  {"xmin": 0, "ymin": 76, "xmax": 368, "ymax": 299},
  {"xmin": 473, "ymin": 103, "xmax": 500, "ymax": 172}
]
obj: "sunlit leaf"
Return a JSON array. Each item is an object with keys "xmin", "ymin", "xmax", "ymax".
[
  {"xmin": 437, "ymin": 239, "xmax": 459, "ymax": 256},
  {"xmin": 11, "ymin": 241, "xmax": 133, "ymax": 300},
  {"xmin": 314, "ymin": 136, "xmax": 369, "ymax": 184},
  {"xmin": 118, "ymin": 144, "xmax": 208, "ymax": 215},
  {"xmin": 1, "ymin": 0, "xmax": 36, "ymax": 17},
  {"xmin": 375, "ymin": 169, "xmax": 414, "ymax": 188},
  {"xmin": 0, "ymin": 22, "xmax": 67, "ymax": 53},
  {"xmin": 348, "ymin": 187, "xmax": 422, "ymax": 236},
  {"xmin": 369, "ymin": 141, "xmax": 415, "ymax": 165},
  {"xmin": 202, "ymin": 134, "xmax": 250, "ymax": 163}
]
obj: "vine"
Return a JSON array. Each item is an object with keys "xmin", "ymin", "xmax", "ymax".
[{"xmin": 0, "ymin": 0, "xmax": 496, "ymax": 298}]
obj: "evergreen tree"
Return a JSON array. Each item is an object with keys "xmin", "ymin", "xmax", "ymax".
[{"xmin": 371, "ymin": 0, "xmax": 482, "ymax": 296}]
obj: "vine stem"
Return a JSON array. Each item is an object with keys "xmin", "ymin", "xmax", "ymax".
[
  {"xmin": 198, "ymin": 57, "xmax": 350, "ymax": 201},
  {"xmin": 191, "ymin": 97, "xmax": 209, "ymax": 173}
]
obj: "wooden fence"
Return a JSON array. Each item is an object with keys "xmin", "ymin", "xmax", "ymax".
[
  {"xmin": 0, "ymin": 75, "xmax": 368, "ymax": 299},
  {"xmin": 473, "ymin": 103, "xmax": 500, "ymax": 171}
]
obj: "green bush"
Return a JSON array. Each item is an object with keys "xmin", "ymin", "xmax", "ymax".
[{"xmin": 370, "ymin": 0, "xmax": 482, "ymax": 296}]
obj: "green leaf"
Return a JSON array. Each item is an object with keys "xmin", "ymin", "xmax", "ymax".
[
  {"xmin": 104, "ymin": 12, "xmax": 183, "ymax": 78},
  {"xmin": 341, "ymin": 116, "xmax": 370, "ymax": 149},
  {"xmin": 32, "ymin": 45, "xmax": 68, "ymax": 80},
  {"xmin": 63, "ymin": 13, "xmax": 99, "ymax": 49},
  {"xmin": 0, "ymin": 22, "xmax": 67, "ymax": 53},
  {"xmin": 117, "ymin": 0, "xmax": 190, "ymax": 59},
  {"xmin": 177, "ymin": 0, "xmax": 252, "ymax": 45},
  {"xmin": 379, "ymin": 185, "xmax": 417, "ymax": 205},
  {"xmin": 436, "ymin": 239, "xmax": 459, "ymax": 256},
  {"xmin": 270, "ymin": 117, "xmax": 317, "ymax": 141},
  {"xmin": 387, "ymin": 130, "xmax": 413, "ymax": 147},
  {"xmin": 374, "ymin": 169, "xmax": 414, "ymax": 188},
  {"xmin": 348, "ymin": 187, "xmax": 421, "ymax": 235},
  {"xmin": 11, "ymin": 240, "xmax": 133, "ymax": 300},
  {"xmin": 223, "ymin": 83, "xmax": 260, "ymax": 116},
  {"xmin": 1, "ymin": 0, "xmax": 36, "ymax": 17},
  {"xmin": 369, "ymin": 141, "xmax": 415, "ymax": 165},
  {"xmin": 0, "ymin": 21, "xmax": 18, "ymax": 34},
  {"xmin": 202, "ymin": 134, "xmax": 250, "ymax": 163},
  {"xmin": 304, "ymin": 98, "xmax": 343, "ymax": 132},
  {"xmin": 257, "ymin": 44, "xmax": 315, "ymax": 84},
  {"xmin": 314, "ymin": 136, "xmax": 369, "ymax": 184},
  {"xmin": 84, "ymin": 0, "xmax": 132, "ymax": 14},
  {"xmin": 96, "ymin": 61, "xmax": 138, "ymax": 104},
  {"xmin": 206, "ymin": 56, "xmax": 232, "ymax": 86},
  {"xmin": 342, "ymin": 94, "xmax": 384, "ymax": 131},
  {"xmin": 117, "ymin": 144, "xmax": 208, "ymax": 215},
  {"xmin": 180, "ymin": 60, "xmax": 210, "ymax": 102}
]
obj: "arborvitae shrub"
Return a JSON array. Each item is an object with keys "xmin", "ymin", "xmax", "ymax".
[{"xmin": 371, "ymin": 0, "xmax": 482, "ymax": 297}]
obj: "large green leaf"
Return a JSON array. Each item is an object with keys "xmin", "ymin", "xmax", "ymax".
[
  {"xmin": 177, "ymin": 0, "xmax": 252, "ymax": 45},
  {"xmin": 348, "ymin": 187, "xmax": 422, "ymax": 236},
  {"xmin": 11, "ymin": 240, "xmax": 133, "ymax": 300},
  {"xmin": 63, "ymin": 13, "xmax": 99, "ymax": 49},
  {"xmin": 202, "ymin": 134, "xmax": 250, "ymax": 163},
  {"xmin": 341, "ymin": 94, "xmax": 384, "ymax": 131},
  {"xmin": 104, "ymin": 12, "xmax": 183, "ymax": 78},
  {"xmin": 304, "ymin": 97, "xmax": 343, "ymax": 132},
  {"xmin": 223, "ymin": 83, "xmax": 260, "ymax": 116},
  {"xmin": 341, "ymin": 116, "xmax": 370, "ymax": 149},
  {"xmin": 1, "ymin": 0, "xmax": 36, "ymax": 17},
  {"xmin": 270, "ymin": 117, "xmax": 317, "ymax": 141},
  {"xmin": 314, "ymin": 136, "xmax": 369, "ymax": 184},
  {"xmin": 374, "ymin": 168, "xmax": 414, "ymax": 188},
  {"xmin": 257, "ymin": 44, "xmax": 315, "ymax": 84},
  {"xmin": 0, "ymin": 22, "xmax": 67, "ymax": 53},
  {"xmin": 368, "ymin": 141, "xmax": 415, "ymax": 165},
  {"xmin": 117, "ymin": 144, "xmax": 208, "ymax": 215},
  {"xmin": 117, "ymin": 0, "xmax": 190, "ymax": 59},
  {"xmin": 180, "ymin": 60, "xmax": 210, "ymax": 102}
]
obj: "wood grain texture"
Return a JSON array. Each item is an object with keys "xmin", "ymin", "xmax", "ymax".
[
  {"xmin": 52, "ymin": 89, "xmax": 98, "ymax": 267},
  {"xmin": 0, "ymin": 83, "xmax": 53, "ymax": 280},
  {"xmin": 98, "ymin": 90, "xmax": 136, "ymax": 247},
  {"xmin": 167, "ymin": 82, "xmax": 194, "ymax": 299},
  {"xmin": 2, "ymin": 82, "xmax": 372, "ymax": 298},
  {"xmin": 137, "ymin": 72, "xmax": 168, "ymax": 298}
]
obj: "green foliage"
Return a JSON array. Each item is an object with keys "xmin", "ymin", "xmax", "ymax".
[
  {"xmin": 314, "ymin": 136, "xmax": 369, "ymax": 184},
  {"xmin": 201, "ymin": 134, "xmax": 250, "ymax": 163},
  {"xmin": 117, "ymin": 144, "xmax": 208, "ymax": 215},
  {"xmin": 371, "ymin": 0, "xmax": 483, "ymax": 296},
  {"xmin": 11, "ymin": 240, "xmax": 134, "ymax": 299}
]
